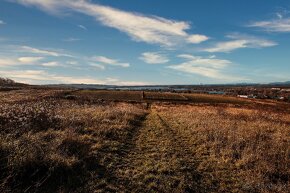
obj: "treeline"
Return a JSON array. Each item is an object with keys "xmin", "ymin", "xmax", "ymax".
[
  {"xmin": 0, "ymin": 77, "xmax": 16, "ymax": 85},
  {"xmin": 0, "ymin": 78, "xmax": 28, "ymax": 91}
]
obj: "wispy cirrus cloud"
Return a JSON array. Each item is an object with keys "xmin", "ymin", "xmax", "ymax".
[
  {"xmin": 0, "ymin": 69, "xmax": 106, "ymax": 84},
  {"xmin": 18, "ymin": 56, "xmax": 43, "ymax": 63},
  {"xmin": 0, "ymin": 45, "xmax": 80, "ymax": 69},
  {"xmin": 62, "ymin": 37, "xmax": 81, "ymax": 42},
  {"xmin": 168, "ymin": 54, "xmax": 245, "ymax": 81},
  {"xmin": 248, "ymin": 18, "xmax": 290, "ymax": 32},
  {"xmin": 0, "ymin": 56, "xmax": 43, "ymax": 66},
  {"xmin": 11, "ymin": 0, "xmax": 209, "ymax": 47},
  {"xmin": 20, "ymin": 46, "xmax": 73, "ymax": 57},
  {"xmin": 203, "ymin": 33, "xmax": 277, "ymax": 53},
  {"xmin": 139, "ymin": 52, "xmax": 169, "ymax": 64},
  {"xmin": 89, "ymin": 63, "xmax": 105, "ymax": 70},
  {"xmin": 0, "ymin": 20, "xmax": 5, "ymax": 25},
  {"xmin": 78, "ymin": 24, "xmax": 87, "ymax": 30},
  {"xmin": 115, "ymin": 81, "xmax": 150, "ymax": 86},
  {"xmin": 0, "ymin": 69, "xmax": 150, "ymax": 85},
  {"xmin": 41, "ymin": 61, "xmax": 62, "ymax": 67},
  {"xmin": 1, "ymin": 44, "xmax": 130, "ymax": 70},
  {"xmin": 177, "ymin": 54, "xmax": 230, "ymax": 68},
  {"xmin": 91, "ymin": 56, "xmax": 130, "ymax": 68},
  {"xmin": 104, "ymin": 77, "xmax": 150, "ymax": 86}
]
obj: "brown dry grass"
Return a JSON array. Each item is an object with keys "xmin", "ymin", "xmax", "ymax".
[
  {"xmin": 0, "ymin": 89, "xmax": 289, "ymax": 192},
  {"xmin": 144, "ymin": 92, "xmax": 188, "ymax": 101},
  {"xmin": 0, "ymin": 92, "xmax": 147, "ymax": 192},
  {"xmin": 154, "ymin": 104, "xmax": 289, "ymax": 192},
  {"xmin": 75, "ymin": 90, "xmax": 143, "ymax": 102},
  {"xmin": 74, "ymin": 90, "xmax": 253, "ymax": 106},
  {"xmin": 184, "ymin": 93, "xmax": 248, "ymax": 104}
]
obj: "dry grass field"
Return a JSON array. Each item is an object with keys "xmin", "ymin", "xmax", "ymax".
[
  {"xmin": 74, "ymin": 90, "xmax": 249, "ymax": 104},
  {"xmin": 0, "ymin": 89, "xmax": 289, "ymax": 192}
]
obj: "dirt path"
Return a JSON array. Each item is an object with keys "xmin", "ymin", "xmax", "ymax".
[{"xmin": 111, "ymin": 110, "xmax": 204, "ymax": 193}]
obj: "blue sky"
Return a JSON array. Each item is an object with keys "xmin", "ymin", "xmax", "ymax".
[{"xmin": 0, "ymin": 0, "xmax": 289, "ymax": 85}]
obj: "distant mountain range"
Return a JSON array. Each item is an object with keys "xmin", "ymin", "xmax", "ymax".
[
  {"xmin": 1, "ymin": 77, "xmax": 290, "ymax": 89},
  {"xmin": 45, "ymin": 81, "xmax": 290, "ymax": 90},
  {"xmin": 268, "ymin": 81, "xmax": 290, "ymax": 85}
]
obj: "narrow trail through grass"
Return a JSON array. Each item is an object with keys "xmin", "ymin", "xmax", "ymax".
[{"xmin": 112, "ymin": 110, "xmax": 204, "ymax": 193}]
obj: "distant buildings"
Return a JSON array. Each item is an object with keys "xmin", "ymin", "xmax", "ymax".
[{"xmin": 237, "ymin": 95, "xmax": 248, "ymax": 98}]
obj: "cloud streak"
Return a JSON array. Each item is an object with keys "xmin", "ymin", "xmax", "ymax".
[
  {"xmin": 0, "ymin": 69, "xmax": 105, "ymax": 84},
  {"xmin": 203, "ymin": 33, "xmax": 277, "ymax": 53},
  {"xmin": 168, "ymin": 54, "xmax": 244, "ymax": 81},
  {"xmin": 91, "ymin": 56, "xmax": 130, "ymax": 68},
  {"xmin": 11, "ymin": 0, "xmax": 209, "ymax": 47},
  {"xmin": 248, "ymin": 18, "xmax": 290, "ymax": 32},
  {"xmin": 0, "ymin": 69, "xmax": 150, "ymax": 85},
  {"xmin": 139, "ymin": 52, "xmax": 169, "ymax": 64},
  {"xmin": 0, "ymin": 56, "xmax": 43, "ymax": 66},
  {"xmin": 78, "ymin": 24, "xmax": 87, "ymax": 30},
  {"xmin": 41, "ymin": 61, "xmax": 62, "ymax": 67},
  {"xmin": 20, "ymin": 46, "xmax": 72, "ymax": 57},
  {"xmin": 62, "ymin": 37, "xmax": 81, "ymax": 42},
  {"xmin": 18, "ymin": 56, "xmax": 43, "ymax": 63}
]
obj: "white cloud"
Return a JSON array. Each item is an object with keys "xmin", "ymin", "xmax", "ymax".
[
  {"xmin": 66, "ymin": 61, "xmax": 78, "ymax": 65},
  {"xmin": 63, "ymin": 37, "xmax": 81, "ymax": 42},
  {"xmin": 20, "ymin": 46, "xmax": 72, "ymax": 57},
  {"xmin": 41, "ymin": 61, "xmax": 61, "ymax": 67},
  {"xmin": 177, "ymin": 54, "xmax": 196, "ymax": 60},
  {"xmin": 276, "ymin": 13, "xmax": 283, "ymax": 20},
  {"xmin": 0, "ymin": 69, "xmax": 150, "ymax": 85},
  {"xmin": 18, "ymin": 56, "xmax": 43, "ymax": 63},
  {"xmin": 91, "ymin": 56, "xmax": 130, "ymax": 68},
  {"xmin": 78, "ymin": 24, "xmax": 87, "ymax": 30},
  {"xmin": 53, "ymin": 76, "xmax": 103, "ymax": 84},
  {"xmin": 139, "ymin": 52, "xmax": 169, "ymax": 64},
  {"xmin": 0, "ymin": 57, "xmax": 43, "ymax": 66},
  {"xmin": 92, "ymin": 56, "xmax": 117, "ymax": 64},
  {"xmin": 0, "ymin": 69, "xmax": 106, "ymax": 84},
  {"xmin": 0, "ymin": 20, "xmax": 5, "ymax": 25},
  {"xmin": 105, "ymin": 77, "xmax": 119, "ymax": 82},
  {"xmin": 248, "ymin": 18, "xmax": 290, "ymax": 32},
  {"xmin": 116, "ymin": 81, "xmax": 149, "ymax": 86},
  {"xmin": 177, "ymin": 54, "xmax": 231, "ymax": 69},
  {"xmin": 168, "ymin": 54, "xmax": 244, "ymax": 80},
  {"xmin": 0, "ymin": 58, "xmax": 18, "ymax": 66},
  {"xmin": 12, "ymin": 0, "xmax": 208, "ymax": 47},
  {"xmin": 104, "ymin": 77, "xmax": 150, "ymax": 86},
  {"xmin": 204, "ymin": 33, "xmax": 277, "ymax": 53},
  {"xmin": 187, "ymin": 34, "xmax": 209, "ymax": 44},
  {"xmin": 169, "ymin": 65, "xmax": 224, "ymax": 79},
  {"xmin": 89, "ymin": 63, "xmax": 105, "ymax": 70}
]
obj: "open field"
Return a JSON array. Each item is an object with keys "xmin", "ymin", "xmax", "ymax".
[
  {"xmin": 0, "ymin": 89, "xmax": 289, "ymax": 192},
  {"xmin": 73, "ymin": 90, "xmax": 248, "ymax": 104}
]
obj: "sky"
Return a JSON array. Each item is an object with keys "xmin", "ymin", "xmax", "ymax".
[{"xmin": 0, "ymin": 0, "xmax": 289, "ymax": 85}]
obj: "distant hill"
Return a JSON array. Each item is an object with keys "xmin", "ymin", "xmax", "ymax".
[
  {"xmin": 268, "ymin": 81, "xmax": 290, "ymax": 86},
  {"xmin": 1, "ymin": 77, "xmax": 290, "ymax": 89},
  {"xmin": 46, "ymin": 81, "xmax": 290, "ymax": 90}
]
